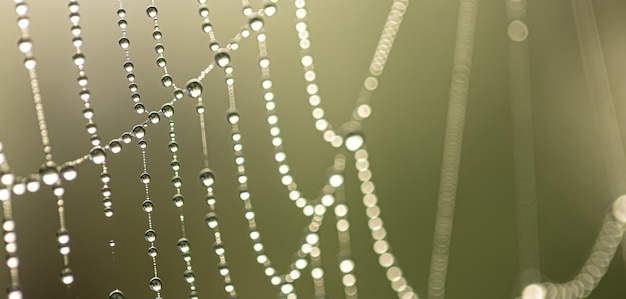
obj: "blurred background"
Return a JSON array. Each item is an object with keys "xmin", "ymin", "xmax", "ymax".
[{"xmin": 1, "ymin": 0, "xmax": 626, "ymax": 298}]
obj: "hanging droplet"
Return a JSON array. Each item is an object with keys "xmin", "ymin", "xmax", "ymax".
[
  {"xmin": 217, "ymin": 262, "xmax": 230, "ymax": 276},
  {"xmin": 148, "ymin": 111, "xmax": 161, "ymax": 124},
  {"xmin": 60, "ymin": 165, "xmax": 77, "ymax": 181},
  {"xmin": 172, "ymin": 176, "xmax": 183, "ymax": 188},
  {"xmin": 208, "ymin": 40, "xmax": 219, "ymax": 52},
  {"xmin": 168, "ymin": 141, "xmax": 179, "ymax": 153},
  {"xmin": 161, "ymin": 75, "xmax": 173, "ymax": 87},
  {"xmin": 134, "ymin": 103, "xmax": 145, "ymax": 114},
  {"xmin": 182, "ymin": 253, "xmax": 191, "ymax": 262},
  {"xmin": 142, "ymin": 200, "xmax": 154, "ymax": 213},
  {"xmin": 72, "ymin": 53, "xmax": 85, "ymax": 66},
  {"xmin": 242, "ymin": 5, "xmax": 253, "ymax": 16},
  {"xmin": 173, "ymin": 89, "xmax": 184, "ymax": 100},
  {"xmin": 85, "ymin": 123, "xmax": 97, "ymax": 134},
  {"xmin": 117, "ymin": 19, "xmax": 127, "ymax": 29},
  {"xmin": 263, "ymin": 0, "xmax": 277, "ymax": 17},
  {"xmin": 214, "ymin": 49, "xmax": 231, "ymax": 67},
  {"xmin": 161, "ymin": 104, "xmax": 174, "ymax": 118},
  {"xmin": 132, "ymin": 125, "xmax": 145, "ymax": 139},
  {"xmin": 172, "ymin": 194, "xmax": 184, "ymax": 207},
  {"xmin": 140, "ymin": 172, "xmax": 151, "ymax": 184},
  {"xmin": 104, "ymin": 207, "xmax": 113, "ymax": 217},
  {"xmin": 117, "ymin": 9, "xmax": 126, "ymax": 18},
  {"xmin": 100, "ymin": 172, "xmax": 111, "ymax": 183},
  {"xmin": 177, "ymin": 237, "xmax": 190, "ymax": 253},
  {"xmin": 121, "ymin": 133, "xmax": 132, "ymax": 144},
  {"xmin": 82, "ymin": 107, "xmax": 93, "ymax": 119},
  {"xmin": 152, "ymin": 30, "xmax": 162, "ymax": 40},
  {"xmin": 185, "ymin": 80, "xmax": 203, "ymax": 98},
  {"xmin": 195, "ymin": 103, "xmax": 205, "ymax": 114},
  {"xmin": 198, "ymin": 6, "xmax": 209, "ymax": 17},
  {"xmin": 226, "ymin": 108, "xmax": 240, "ymax": 124},
  {"xmin": 146, "ymin": 5, "xmax": 158, "ymax": 18},
  {"xmin": 213, "ymin": 242, "xmax": 225, "ymax": 255},
  {"xmin": 149, "ymin": 277, "xmax": 162, "ymax": 292},
  {"xmin": 123, "ymin": 62, "xmax": 134, "ymax": 72},
  {"xmin": 170, "ymin": 159, "xmax": 180, "ymax": 171},
  {"xmin": 201, "ymin": 21, "xmax": 213, "ymax": 33},
  {"xmin": 60, "ymin": 268, "xmax": 74, "ymax": 285},
  {"xmin": 205, "ymin": 212, "xmax": 218, "ymax": 228},
  {"xmin": 156, "ymin": 57, "xmax": 166, "ymax": 68},
  {"xmin": 102, "ymin": 198, "xmax": 112, "ymax": 208},
  {"xmin": 144, "ymin": 229, "xmax": 157, "ymax": 242},
  {"xmin": 118, "ymin": 38, "xmax": 130, "ymax": 49},
  {"xmin": 17, "ymin": 37, "xmax": 32, "ymax": 53},
  {"xmin": 183, "ymin": 270, "xmax": 195, "ymax": 284},
  {"xmin": 155, "ymin": 43, "xmax": 165, "ymax": 54},
  {"xmin": 340, "ymin": 121, "xmax": 364, "ymax": 151},
  {"xmin": 89, "ymin": 146, "xmax": 107, "ymax": 164},
  {"xmin": 198, "ymin": 168, "xmax": 215, "ymax": 187},
  {"xmin": 130, "ymin": 92, "xmax": 140, "ymax": 101},
  {"xmin": 6, "ymin": 285, "xmax": 22, "ymax": 299},
  {"xmin": 249, "ymin": 14, "xmax": 264, "ymax": 31},
  {"xmin": 189, "ymin": 291, "xmax": 199, "ymax": 299},
  {"xmin": 108, "ymin": 289, "xmax": 125, "ymax": 299},
  {"xmin": 508, "ymin": 20, "xmax": 529, "ymax": 43},
  {"xmin": 148, "ymin": 246, "xmax": 158, "ymax": 257},
  {"xmin": 39, "ymin": 162, "xmax": 59, "ymax": 186},
  {"xmin": 108, "ymin": 140, "xmax": 122, "ymax": 154},
  {"xmin": 23, "ymin": 56, "xmax": 36, "ymax": 70},
  {"xmin": 138, "ymin": 140, "xmax": 147, "ymax": 149},
  {"xmin": 56, "ymin": 229, "xmax": 70, "ymax": 244}
]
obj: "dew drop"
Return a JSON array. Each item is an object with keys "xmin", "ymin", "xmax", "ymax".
[
  {"xmin": 155, "ymin": 43, "xmax": 164, "ymax": 54},
  {"xmin": 142, "ymin": 200, "xmax": 154, "ymax": 213},
  {"xmin": 17, "ymin": 38, "xmax": 32, "ymax": 53},
  {"xmin": 177, "ymin": 237, "xmax": 190, "ymax": 253},
  {"xmin": 100, "ymin": 172, "xmax": 111, "ymax": 183},
  {"xmin": 215, "ymin": 49, "xmax": 231, "ymax": 67},
  {"xmin": 226, "ymin": 108, "xmax": 240, "ymax": 124},
  {"xmin": 185, "ymin": 80, "xmax": 203, "ymax": 98},
  {"xmin": 161, "ymin": 104, "xmax": 174, "ymax": 118},
  {"xmin": 60, "ymin": 165, "xmax": 77, "ymax": 181},
  {"xmin": 138, "ymin": 140, "xmax": 147, "ymax": 149},
  {"xmin": 198, "ymin": 6, "xmax": 209, "ymax": 17},
  {"xmin": 199, "ymin": 168, "xmax": 215, "ymax": 187},
  {"xmin": 183, "ymin": 270, "xmax": 195, "ymax": 283},
  {"xmin": 156, "ymin": 57, "xmax": 166, "ymax": 68},
  {"xmin": 132, "ymin": 125, "xmax": 145, "ymax": 139},
  {"xmin": 140, "ymin": 172, "xmax": 151, "ymax": 184},
  {"xmin": 173, "ymin": 89, "xmax": 184, "ymax": 100},
  {"xmin": 121, "ymin": 133, "xmax": 132, "ymax": 144},
  {"xmin": 170, "ymin": 159, "xmax": 180, "ymax": 171},
  {"xmin": 134, "ymin": 103, "xmax": 145, "ymax": 114},
  {"xmin": 263, "ymin": 0, "xmax": 277, "ymax": 16},
  {"xmin": 117, "ymin": 8, "xmax": 126, "ymax": 18},
  {"xmin": 82, "ymin": 107, "xmax": 93, "ymax": 119},
  {"xmin": 118, "ymin": 38, "xmax": 130, "ymax": 49},
  {"xmin": 508, "ymin": 20, "xmax": 529, "ymax": 42},
  {"xmin": 123, "ymin": 62, "xmax": 134, "ymax": 72},
  {"xmin": 56, "ymin": 229, "xmax": 70, "ymax": 244},
  {"xmin": 109, "ymin": 140, "xmax": 122, "ymax": 154},
  {"xmin": 168, "ymin": 141, "xmax": 179, "ymax": 153},
  {"xmin": 249, "ymin": 14, "xmax": 264, "ymax": 31},
  {"xmin": 117, "ymin": 19, "xmax": 127, "ymax": 29},
  {"xmin": 195, "ymin": 103, "xmax": 205, "ymax": 114},
  {"xmin": 148, "ymin": 111, "xmax": 160, "ymax": 124},
  {"xmin": 201, "ymin": 21, "xmax": 213, "ymax": 33},
  {"xmin": 72, "ymin": 53, "xmax": 85, "ymax": 66},
  {"xmin": 161, "ymin": 75, "xmax": 173, "ymax": 87},
  {"xmin": 171, "ymin": 176, "xmax": 183, "ymax": 188},
  {"xmin": 205, "ymin": 212, "xmax": 218, "ymax": 228},
  {"xmin": 39, "ymin": 162, "xmax": 59, "ymax": 186},
  {"xmin": 172, "ymin": 194, "xmax": 184, "ymax": 207},
  {"xmin": 148, "ymin": 246, "xmax": 158, "ymax": 257},
  {"xmin": 144, "ymin": 229, "xmax": 157, "ymax": 242},
  {"xmin": 149, "ymin": 277, "xmax": 162, "ymax": 292},
  {"xmin": 152, "ymin": 30, "xmax": 162, "ymax": 40},
  {"xmin": 89, "ymin": 146, "xmax": 107, "ymax": 164},
  {"xmin": 60, "ymin": 268, "xmax": 74, "ymax": 285},
  {"xmin": 6, "ymin": 285, "xmax": 22, "ymax": 299},
  {"xmin": 109, "ymin": 289, "xmax": 125, "ymax": 299},
  {"xmin": 146, "ymin": 5, "xmax": 158, "ymax": 18}
]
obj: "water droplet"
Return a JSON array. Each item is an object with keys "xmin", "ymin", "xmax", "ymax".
[
  {"xmin": 121, "ymin": 133, "xmax": 132, "ymax": 144},
  {"xmin": 148, "ymin": 246, "xmax": 158, "ymax": 257},
  {"xmin": 172, "ymin": 176, "xmax": 183, "ymax": 188},
  {"xmin": 109, "ymin": 140, "xmax": 122, "ymax": 154},
  {"xmin": 155, "ymin": 43, "xmax": 165, "ymax": 54},
  {"xmin": 102, "ymin": 187, "xmax": 111, "ymax": 197},
  {"xmin": 183, "ymin": 270, "xmax": 195, "ymax": 283},
  {"xmin": 39, "ymin": 162, "xmax": 59, "ymax": 186},
  {"xmin": 156, "ymin": 57, "xmax": 166, "ymax": 68},
  {"xmin": 123, "ymin": 62, "xmax": 134, "ymax": 72},
  {"xmin": 17, "ymin": 38, "xmax": 32, "ymax": 53},
  {"xmin": 149, "ymin": 277, "xmax": 162, "ymax": 292},
  {"xmin": 170, "ymin": 160, "xmax": 180, "ymax": 171},
  {"xmin": 209, "ymin": 40, "xmax": 219, "ymax": 52},
  {"xmin": 130, "ymin": 92, "xmax": 140, "ymax": 101},
  {"xmin": 56, "ymin": 229, "xmax": 70, "ymax": 244},
  {"xmin": 82, "ymin": 107, "xmax": 93, "ymax": 119},
  {"xmin": 148, "ymin": 111, "xmax": 160, "ymax": 124},
  {"xmin": 508, "ymin": 20, "xmax": 529, "ymax": 42},
  {"xmin": 161, "ymin": 104, "xmax": 174, "ymax": 118},
  {"xmin": 89, "ymin": 146, "xmax": 107, "ymax": 164},
  {"xmin": 199, "ymin": 168, "xmax": 215, "ymax": 187},
  {"xmin": 263, "ymin": 0, "xmax": 277, "ymax": 16},
  {"xmin": 140, "ymin": 172, "xmax": 151, "ymax": 184},
  {"xmin": 215, "ymin": 49, "xmax": 230, "ymax": 67},
  {"xmin": 72, "ymin": 53, "xmax": 85, "ymax": 66},
  {"xmin": 117, "ymin": 8, "xmax": 126, "ymax": 18},
  {"xmin": 161, "ymin": 75, "xmax": 173, "ymax": 87},
  {"xmin": 144, "ymin": 229, "xmax": 157, "ymax": 242},
  {"xmin": 118, "ymin": 38, "xmax": 130, "ymax": 49},
  {"xmin": 146, "ymin": 5, "xmax": 158, "ymax": 18},
  {"xmin": 249, "ymin": 14, "xmax": 264, "ymax": 31},
  {"xmin": 117, "ymin": 19, "xmax": 127, "ymax": 29},
  {"xmin": 195, "ymin": 103, "xmax": 205, "ymax": 114},
  {"xmin": 173, "ymin": 89, "xmax": 184, "ymax": 100},
  {"xmin": 217, "ymin": 262, "xmax": 230, "ymax": 276},
  {"xmin": 23, "ymin": 56, "xmax": 36, "ymax": 70},
  {"xmin": 205, "ymin": 212, "xmax": 218, "ymax": 228},
  {"xmin": 190, "ymin": 291, "xmax": 199, "ymax": 299},
  {"xmin": 198, "ymin": 6, "xmax": 209, "ymax": 17},
  {"xmin": 132, "ymin": 125, "xmax": 145, "ymax": 139},
  {"xmin": 126, "ymin": 73, "xmax": 135, "ymax": 82},
  {"xmin": 6, "ymin": 285, "xmax": 22, "ymax": 299},
  {"xmin": 226, "ymin": 108, "xmax": 240, "ymax": 124},
  {"xmin": 182, "ymin": 253, "xmax": 191, "ymax": 262},
  {"xmin": 85, "ymin": 123, "xmax": 97, "ymax": 134},
  {"xmin": 185, "ymin": 80, "xmax": 203, "ymax": 98},
  {"xmin": 109, "ymin": 289, "xmax": 125, "ymax": 299},
  {"xmin": 177, "ymin": 238, "xmax": 190, "ymax": 253},
  {"xmin": 60, "ymin": 165, "xmax": 77, "ymax": 181},
  {"xmin": 103, "ymin": 198, "xmax": 112, "ymax": 208},
  {"xmin": 60, "ymin": 268, "xmax": 74, "ymax": 285},
  {"xmin": 172, "ymin": 194, "xmax": 184, "ymax": 207},
  {"xmin": 152, "ymin": 30, "xmax": 162, "ymax": 40},
  {"xmin": 213, "ymin": 242, "xmax": 225, "ymax": 255},
  {"xmin": 201, "ymin": 21, "xmax": 213, "ymax": 33},
  {"xmin": 100, "ymin": 172, "xmax": 111, "ymax": 183},
  {"xmin": 142, "ymin": 200, "xmax": 154, "ymax": 213},
  {"xmin": 138, "ymin": 140, "xmax": 147, "ymax": 149},
  {"xmin": 242, "ymin": 5, "xmax": 253, "ymax": 16},
  {"xmin": 134, "ymin": 103, "xmax": 145, "ymax": 114}
]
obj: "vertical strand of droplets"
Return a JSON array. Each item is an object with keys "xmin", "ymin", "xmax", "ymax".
[
  {"xmin": 13, "ymin": 0, "xmax": 76, "ymax": 287},
  {"xmin": 505, "ymin": 0, "xmax": 541, "ymax": 289},
  {"xmin": 427, "ymin": 1, "xmax": 479, "ymax": 298},
  {"xmin": 570, "ymin": 0, "xmax": 626, "ymax": 269},
  {"xmin": 135, "ymin": 130, "xmax": 164, "ymax": 298},
  {"xmin": 0, "ymin": 146, "xmax": 23, "ymax": 299}
]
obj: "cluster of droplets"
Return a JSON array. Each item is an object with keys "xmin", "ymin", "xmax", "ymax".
[
  {"xmin": 0, "ymin": 145, "xmax": 23, "ymax": 299},
  {"xmin": 116, "ymin": 6, "xmax": 146, "ymax": 114},
  {"xmin": 353, "ymin": 149, "xmax": 418, "ymax": 299}
]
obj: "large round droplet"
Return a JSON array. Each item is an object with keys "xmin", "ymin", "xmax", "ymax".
[
  {"xmin": 123, "ymin": 62, "xmax": 134, "ymax": 72},
  {"xmin": 39, "ymin": 162, "xmax": 59, "ymax": 186},
  {"xmin": 263, "ymin": 0, "xmax": 277, "ymax": 16},
  {"xmin": 168, "ymin": 141, "xmax": 179, "ymax": 153},
  {"xmin": 117, "ymin": 9, "xmax": 126, "ymax": 18},
  {"xmin": 161, "ymin": 104, "xmax": 174, "ymax": 118},
  {"xmin": 18, "ymin": 37, "xmax": 32, "ymax": 53},
  {"xmin": 144, "ymin": 229, "xmax": 157, "ymax": 242},
  {"xmin": 226, "ymin": 108, "xmax": 240, "ymax": 124},
  {"xmin": 60, "ymin": 268, "xmax": 74, "ymax": 285},
  {"xmin": 205, "ymin": 212, "xmax": 218, "ymax": 228},
  {"xmin": 108, "ymin": 140, "xmax": 122, "ymax": 154},
  {"xmin": 185, "ymin": 80, "xmax": 203, "ymax": 98},
  {"xmin": 198, "ymin": 168, "xmax": 215, "ymax": 187},
  {"xmin": 201, "ymin": 21, "xmax": 213, "ymax": 33},
  {"xmin": 146, "ymin": 5, "xmax": 158, "ymax": 18},
  {"xmin": 249, "ymin": 14, "xmax": 264, "ymax": 31},
  {"xmin": 142, "ymin": 200, "xmax": 154, "ymax": 213},
  {"xmin": 177, "ymin": 238, "xmax": 190, "ymax": 253},
  {"xmin": 132, "ymin": 125, "xmax": 145, "ymax": 139},
  {"xmin": 89, "ymin": 146, "xmax": 107, "ymax": 164},
  {"xmin": 183, "ymin": 270, "xmax": 195, "ymax": 284},
  {"xmin": 161, "ymin": 75, "xmax": 173, "ymax": 87},
  {"xmin": 56, "ymin": 229, "xmax": 70, "ymax": 244},
  {"xmin": 215, "ymin": 49, "xmax": 231, "ymax": 67},
  {"xmin": 148, "ymin": 111, "xmax": 160, "ymax": 124},
  {"xmin": 149, "ymin": 277, "xmax": 162, "ymax": 292},
  {"xmin": 121, "ymin": 133, "xmax": 132, "ymax": 144},
  {"xmin": 508, "ymin": 20, "xmax": 529, "ymax": 42},
  {"xmin": 170, "ymin": 160, "xmax": 180, "ymax": 171},
  {"xmin": 148, "ymin": 246, "xmax": 158, "ymax": 257},
  {"xmin": 60, "ymin": 165, "xmax": 77, "ymax": 181},
  {"xmin": 109, "ymin": 289, "xmax": 126, "ymax": 299},
  {"xmin": 172, "ymin": 176, "xmax": 183, "ymax": 188},
  {"xmin": 156, "ymin": 57, "xmax": 166, "ymax": 68},
  {"xmin": 118, "ymin": 38, "xmax": 130, "ymax": 49},
  {"xmin": 172, "ymin": 194, "xmax": 184, "ymax": 207},
  {"xmin": 140, "ymin": 172, "xmax": 151, "ymax": 184}
]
